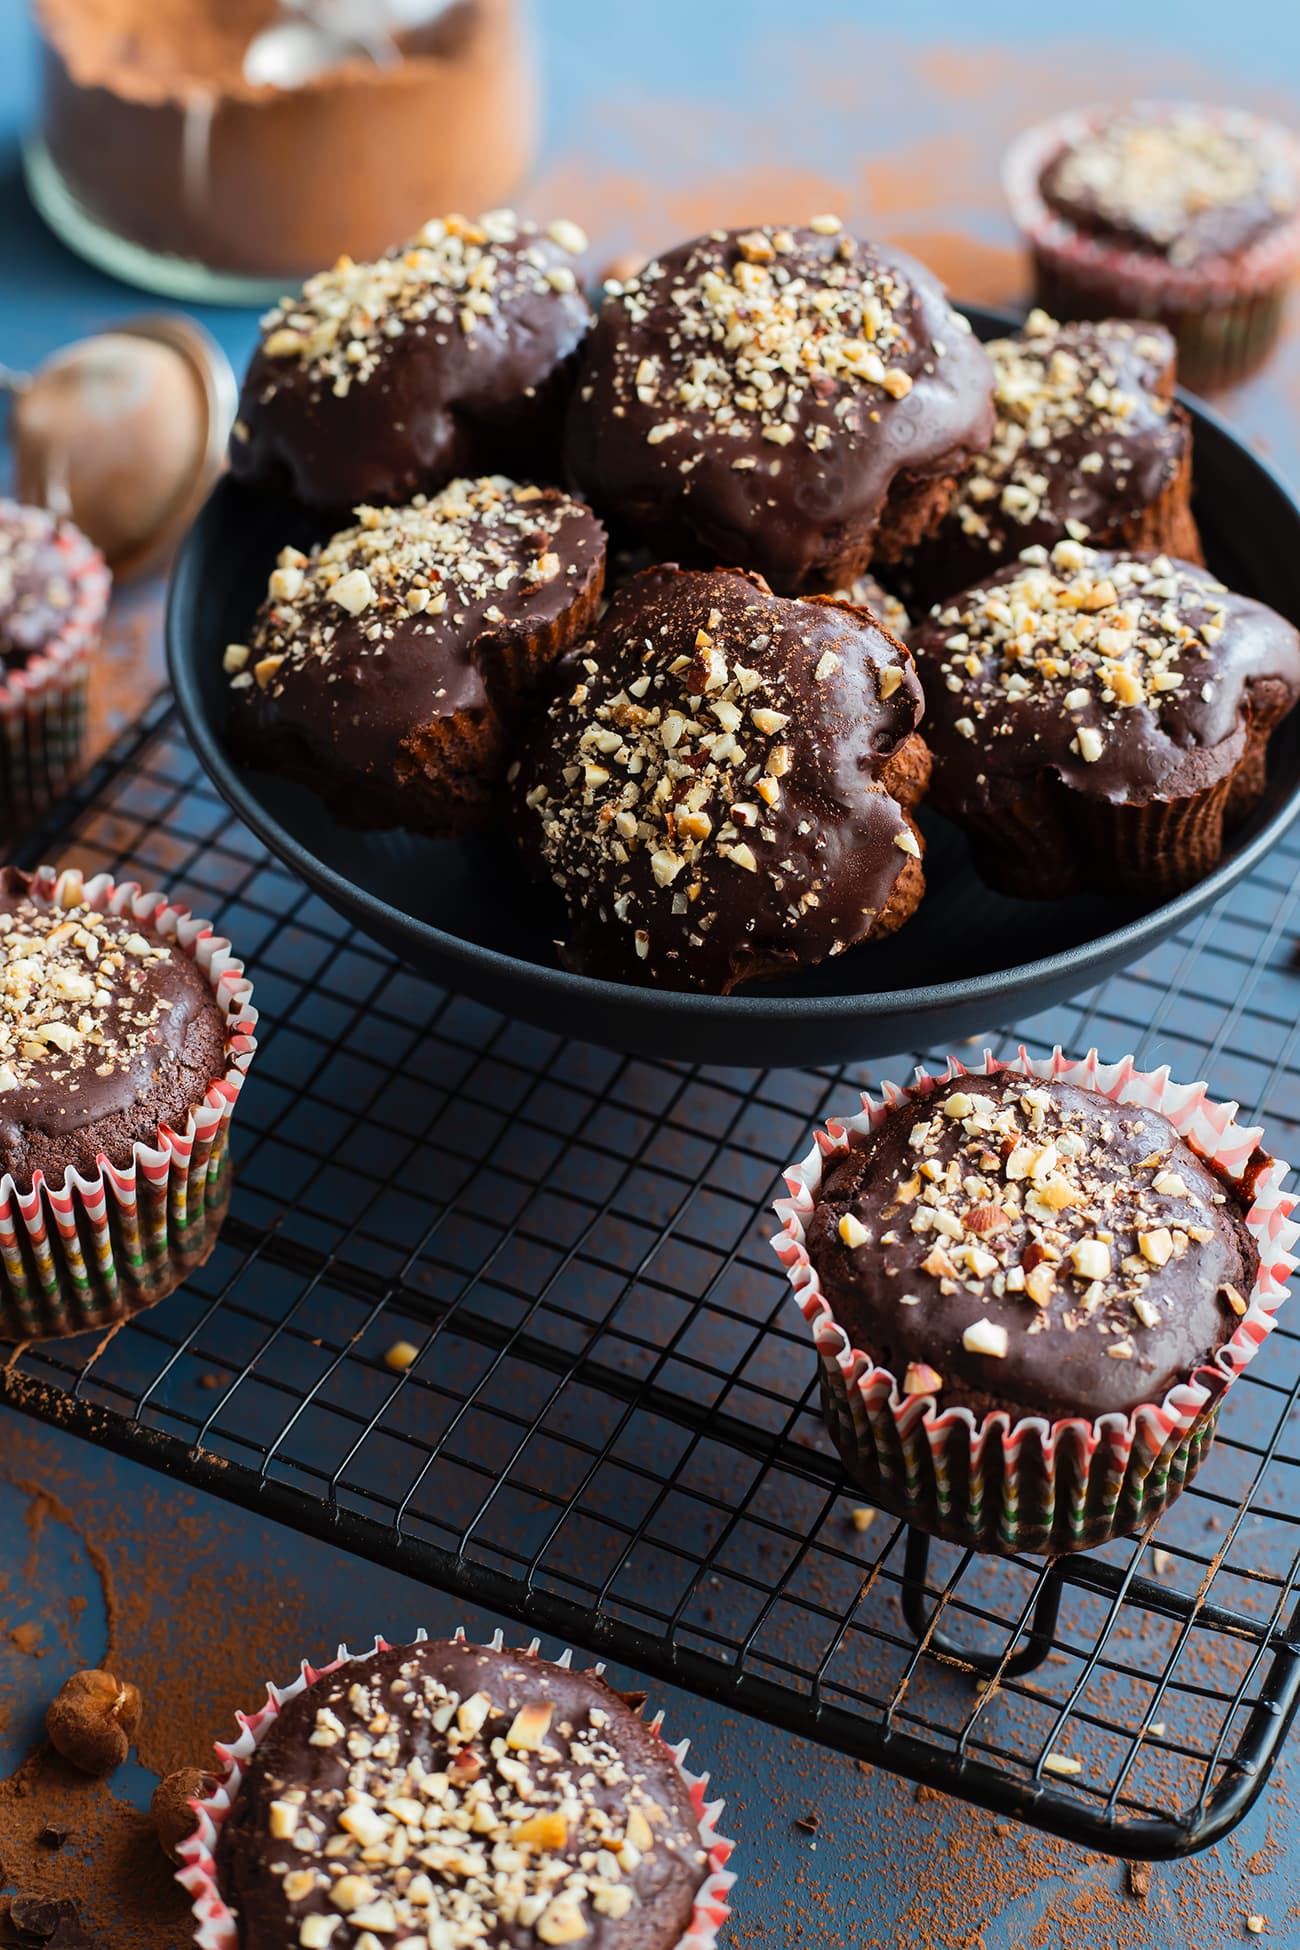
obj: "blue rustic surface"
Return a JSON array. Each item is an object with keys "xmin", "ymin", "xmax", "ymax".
[{"xmin": 3, "ymin": 3, "xmax": 1300, "ymax": 1945}]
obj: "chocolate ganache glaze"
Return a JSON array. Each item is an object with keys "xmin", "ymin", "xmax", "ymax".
[
  {"xmin": 564, "ymin": 221, "xmax": 995, "ymax": 593},
  {"xmin": 1040, "ymin": 107, "xmax": 1299, "ymax": 267},
  {"xmin": 214, "ymin": 1638, "xmax": 709, "ymax": 1950},
  {"xmin": 903, "ymin": 311, "xmax": 1198, "ymax": 604},
  {"xmin": 913, "ymin": 539, "xmax": 1300, "ymax": 854},
  {"xmin": 808, "ymin": 1069, "xmax": 1259, "ymax": 1422},
  {"xmin": 228, "ymin": 477, "xmax": 606, "ymax": 836},
  {"xmin": 231, "ymin": 210, "xmax": 594, "ymax": 511},
  {"xmin": 515, "ymin": 565, "xmax": 930, "ymax": 993},
  {"xmin": 0, "ymin": 504, "xmax": 94, "ymax": 669},
  {"xmin": 0, "ymin": 867, "xmax": 229, "ymax": 1186}
]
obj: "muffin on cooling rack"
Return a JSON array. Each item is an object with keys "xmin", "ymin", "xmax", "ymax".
[
  {"xmin": 1004, "ymin": 102, "xmax": 1300, "ymax": 390},
  {"xmin": 565, "ymin": 219, "xmax": 995, "ymax": 593},
  {"xmin": 179, "ymin": 1632, "xmax": 735, "ymax": 1950},
  {"xmin": 900, "ymin": 310, "xmax": 1201, "ymax": 606},
  {"xmin": 774, "ymin": 1050, "xmax": 1297, "ymax": 1556},
  {"xmin": 0, "ymin": 499, "xmax": 109, "ymax": 835},
  {"xmin": 230, "ymin": 210, "xmax": 594, "ymax": 511},
  {"xmin": 227, "ymin": 477, "xmax": 606, "ymax": 836},
  {"xmin": 911, "ymin": 538, "xmax": 1300, "ymax": 899},
  {"xmin": 514, "ymin": 563, "xmax": 930, "ymax": 992},
  {"xmin": 0, "ymin": 863, "xmax": 256, "ymax": 1343}
]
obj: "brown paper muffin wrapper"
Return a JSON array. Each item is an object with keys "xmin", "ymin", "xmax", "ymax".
[
  {"xmin": 0, "ymin": 864, "xmax": 257, "ymax": 1343},
  {"xmin": 958, "ymin": 767, "xmax": 1239, "ymax": 903},
  {"xmin": 177, "ymin": 1629, "xmax": 736, "ymax": 1950},
  {"xmin": 0, "ymin": 506, "xmax": 109, "ymax": 837},
  {"xmin": 1003, "ymin": 105, "xmax": 1300, "ymax": 391},
  {"xmin": 773, "ymin": 1048, "xmax": 1298, "ymax": 1557}
]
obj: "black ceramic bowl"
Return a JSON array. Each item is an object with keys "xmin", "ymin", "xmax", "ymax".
[{"xmin": 167, "ymin": 308, "xmax": 1300, "ymax": 1068}]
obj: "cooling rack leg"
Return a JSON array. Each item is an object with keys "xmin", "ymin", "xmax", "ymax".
[{"xmin": 900, "ymin": 1528, "xmax": 1065, "ymax": 1679}]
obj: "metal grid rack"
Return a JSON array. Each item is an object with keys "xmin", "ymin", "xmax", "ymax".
[{"xmin": 5, "ymin": 691, "xmax": 1300, "ymax": 1861}]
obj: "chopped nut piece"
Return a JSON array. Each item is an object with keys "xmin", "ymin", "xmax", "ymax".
[
  {"xmin": 1139, "ymin": 1227, "xmax": 1173, "ymax": 1267},
  {"xmin": 1043, "ymin": 1752, "xmax": 1082, "ymax": 1777},
  {"xmin": 1221, "ymin": 1283, "xmax": 1249, "ymax": 1316},
  {"xmin": 850, "ymin": 1506, "xmax": 876, "ymax": 1532},
  {"xmin": 547, "ymin": 217, "xmax": 589, "ymax": 255},
  {"xmin": 506, "ymin": 1700, "xmax": 554, "ymax": 1750},
  {"xmin": 893, "ymin": 828, "xmax": 922, "ymax": 859},
  {"xmin": 1069, "ymin": 1238, "xmax": 1111, "ymax": 1282},
  {"xmin": 513, "ymin": 1810, "xmax": 568, "ymax": 1848},
  {"xmin": 961, "ymin": 1318, "xmax": 1009, "ymax": 1358},
  {"xmin": 902, "ymin": 1361, "xmax": 944, "ymax": 1396},
  {"xmin": 838, "ymin": 1212, "xmax": 869, "ymax": 1249}
]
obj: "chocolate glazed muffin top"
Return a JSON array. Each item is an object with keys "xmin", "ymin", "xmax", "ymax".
[
  {"xmin": 0, "ymin": 868, "xmax": 228, "ymax": 1187},
  {"xmin": 0, "ymin": 503, "xmax": 95, "ymax": 669},
  {"xmin": 912, "ymin": 540, "xmax": 1300, "ymax": 814},
  {"xmin": 227, "ymin": 478, "xmax": 605, "ymax": 794},
  {"xmin": 230, "ymin": 211, "xmax": 594, "ymax": 510},
  {"xmin": 915, "ymin": 312, "xmax": 1191, "ymax": 594},
  {"xmin": 808, "ymin": 1069, "xmax": 1260, "ymax": 1422},
  {"xmin": 564, "ymin": 221, "xmax": 995, "ymax": 592},
  {"xmin": 214, "ymin": 1638, "xmax": 708, "ymax": 1950},
  {"xmin": 1040, "ymin": 108, "xmax": 1298, "ymax": 266},
  {"xmin": 515, "ymin": 565, "xmax": 928, "ymax": 992}
]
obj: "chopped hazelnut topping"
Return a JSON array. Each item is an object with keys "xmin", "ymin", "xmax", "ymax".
[
  {"xmin": 231, "ymin": 478, "xmax": 587, "ymax": 702},
  {"xmin": 254, "ymin": 212, "xmax": 587, "ymax": 397},
  {"xmin": 253, "ymin": 1650, "xmax": 702, "ymax": 1950},
  {"xmin": 921, "ymin": 541, "xmax": 1234, "ymax": 756}
]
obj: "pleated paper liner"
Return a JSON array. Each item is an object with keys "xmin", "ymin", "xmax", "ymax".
[
  {"xmin": 0, "ymin": 864, "xmax": 257, "ymax": 1342},
  {"xmin": 948, "ymin": 739, "xmax": 1267, "ymax": 903},
  {"xmin": 0, "ymin": 505, "xmax": 109, "ymax": 838},
  {"xmin": 773, "ymin": 1047, "xmax": 1298, "ymax": 1557},
  {"xmin": 1003, "ymin": 105, "xmax": 1300, "ymax": 392},
  {"xmin": 176, "ymin": 1628, "xmax": 736, "ymax": 1950}
]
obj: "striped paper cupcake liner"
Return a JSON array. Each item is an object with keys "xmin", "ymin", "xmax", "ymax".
[
  {"xmin": 0, "ymin": 503, "xmax": 109, "ymax": 837},
  {"xmin": 176, "ymin": 1628, "xmax": 736, "ymax": 1950},
  {"xmin": 0, "ymin": 864, "xmax": 257, "ymax": 1342},
  {"xmin": 773, "ymin": 1047, "xmax": 1298, "ymax": 1556},
  {"xmin": 1003, "ymin": 105, "xmax": 1300, "ymax": 392}
]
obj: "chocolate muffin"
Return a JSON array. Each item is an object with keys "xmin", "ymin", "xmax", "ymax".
[
  {"xmin": 1039, "ymin": 107, "xmax": 1295, "ymax": 269},
  {"xmin": 565, "ymin": 220, "xmax": 995, "ymax": 593},
  {"xmin": 0, "ymin": 863, "xmax": 256, "ymax": 1341},
  {"xmin": 900, "ymin": 311, "xmax": 1201, "ymax": 606},
  {"xmin": 0, "ymin": 500, "xmax": 109, "ymax": 833},
  {"xmin": 227, "ymin": 477, "xmax": 606, "ymax": 836},
  {"xmin": 912, "ymin": 540, "xmax": 1300, "ymax": 898},
  {"xmin": 207, "ymin": 1637, "xmax": 719, "ymax": 1950},
  {"xmin": 808, "ymin": 1069, "xmax": 1256, "ymax": 1424},
  {"xmin": 515, "ymin": 565, "xmax": 930, "ymax": 992},
  {"xmin": 785, "ymin": 1060, "xmax": 1276, "ymax": 1552},
  {"xmin": 230, "ymin": 210, "xmax": 594, "ymax": 510},
  {"xmin": 1005, "ymin": 104, "xmax": 1300, "ymax": 390}
]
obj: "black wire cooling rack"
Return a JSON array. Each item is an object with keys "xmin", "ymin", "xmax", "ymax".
[{"xmin": 5, "ymin": 690, "xmax": 1300, "ymax": 1862}]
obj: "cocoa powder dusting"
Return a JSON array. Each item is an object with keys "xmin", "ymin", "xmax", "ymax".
[{"xmin": 0, "ymin": 1421, "xmax": 309, "ymax": 1946}]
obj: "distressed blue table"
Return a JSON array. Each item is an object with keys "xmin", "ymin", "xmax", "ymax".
[{"xmin": 4, "ymin": 5, "xmax": 1300, "ymax": 1946}]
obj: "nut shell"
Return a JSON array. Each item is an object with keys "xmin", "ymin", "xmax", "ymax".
[
  {"xmin": 153, "ymin": 1765, "xmax": 216, "ymax": 1862},
  {"xmin": 45, "ymin": 1668, "xmax": 142, "ymax": 1776}
]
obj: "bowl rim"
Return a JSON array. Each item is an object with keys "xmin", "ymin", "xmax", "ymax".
[{"xmin": 165, "ymin": 307, "xmax": 1300, "ymax": 1035}]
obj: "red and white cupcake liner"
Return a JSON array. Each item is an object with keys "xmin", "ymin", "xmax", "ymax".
[
  {"xmin": 0, "ymin": 502, "xmax": 109, "ymax": 834},
  {"xmin": 772, "ymin": 1047, "xmax": 1298, "ymax": 1557},
  {"xmin": 176, "ymin": 1628, "xmax": 736, "ymax": 1950},
  {"xmin": 0, "ymin": 864, "xmax": 257, "ymax": 1342},
  {"xmin": 1003, "ymin": 104, "xmax": 1300, "ymax": 390}
]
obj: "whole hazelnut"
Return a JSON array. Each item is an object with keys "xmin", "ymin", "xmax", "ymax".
[
  {"xmin": 152, "ymin": 1766, "xmax": 216, "ymax": 1863},
  {"xmin": 45, "ymin": 1668, "xmax": 142, "ymax": 1776}
]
